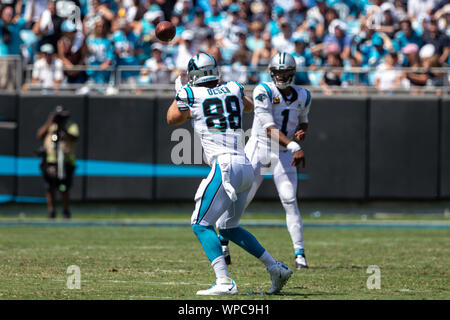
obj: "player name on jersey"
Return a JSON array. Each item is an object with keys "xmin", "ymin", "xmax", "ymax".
[{"xmin": 207, "ymin": 86, "xmax": 231, "ymax": 95}]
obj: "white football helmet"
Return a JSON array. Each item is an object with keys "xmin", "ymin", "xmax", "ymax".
[
  {"xmin": 269, "ymin": 52, "xmax": 297, "ymax": 89},
  {"xmin": 187, "ymin": 52, "xmax": 220, "ymax": 86}
]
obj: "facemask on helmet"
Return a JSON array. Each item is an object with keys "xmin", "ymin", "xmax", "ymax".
[
  {"xmin": 187, "ymin": 53, "xmax": 220, "ymax": 86},
  {"xmin": 269, "ymin": 52, "xmax": 297, "ymax": 89}
]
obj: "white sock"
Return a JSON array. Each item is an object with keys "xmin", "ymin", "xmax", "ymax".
[
  {"xmin": 211, "ymin": 256, "xmax": 230, "ymax": 279},
  {"xmin": 259, "ymin": 250, "xmax": 277, "ymax": 268}
]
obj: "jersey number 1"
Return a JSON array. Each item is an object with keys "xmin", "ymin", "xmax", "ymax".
[
  {"xmin": 203, "ymin": 96, "xmax": 241, "ymax": 131},
  {"xmin": 281, "ymin": 109, "xmax": 290, "ymax": 135}
]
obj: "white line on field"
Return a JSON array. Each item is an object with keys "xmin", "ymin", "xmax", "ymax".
[
  {"xmin": 128, "ymin": 296, "xmax": 173, "ymax": 299},
  {"xmin": 50, "ymin": 279, "xmax": 211, "ymax": 286},
  {"xmin": 1, "ymin": 276, "xmax": 210, "ymax": 286},
  {"xmin": 10, "ymin": 245, "xmax": 174, "ymax": 252}
]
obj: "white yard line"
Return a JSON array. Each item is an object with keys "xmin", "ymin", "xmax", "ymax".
[{"xmin": 1, "ymin": 277, "xmax": 210, "ymax": 287}]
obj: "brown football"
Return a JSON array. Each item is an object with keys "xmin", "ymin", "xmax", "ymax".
[{"xmin": 155, "ymin": 21, "xmax": 176, "ymax": 42}]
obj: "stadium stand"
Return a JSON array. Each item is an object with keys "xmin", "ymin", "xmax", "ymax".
[{"xmin": 0, "ymin": 0, "xmax": 448, "ymax": 94}]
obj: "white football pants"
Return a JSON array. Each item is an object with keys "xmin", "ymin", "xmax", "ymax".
[
  {"xmin": 244, "ymin": 137, "xmax": 305, "ymax": 253},
  {"xmin": 191, "ymin": 154, "xmax": 254, "ymax": 229}
]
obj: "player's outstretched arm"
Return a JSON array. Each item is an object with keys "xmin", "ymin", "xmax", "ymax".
[
  {"xmin": 167, "ymin": 100, "xmax": 191, "ymax": 126},
  {"xmin": 267, "ymin": 125, "xmax": 306, "ymax": 168},
  {"xmin": 243, "ymin": 96, "xmax": 254, "ymax": 113}
]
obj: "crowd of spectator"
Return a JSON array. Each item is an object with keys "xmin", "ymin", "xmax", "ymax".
[{"xmin": 0, "ymin": 0, "xmax": 448, "ymax": 93}]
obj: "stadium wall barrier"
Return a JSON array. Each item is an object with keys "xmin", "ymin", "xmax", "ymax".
[
  {"xmin": 0, "ymin": 93, "xmax": 17, "ymax": 121},
  {"xmin": 0, "ymin": 93, "xmax": 17, "ymax": 202},
  {"xmin": 441, "ymin": 97, "xmax": 450, "ymax": 198},
  {"xmin": 369, "ymin": 96, "xmax": 440, "ymax": 199},
  {"xmin": 0, "ymin": 127, "xmax": 16, "ymax": 202},
  {"xmin": 299, "ymin": 96, "xmax": 368, "ymax": 199},
  {"xmin": 1, "ymin": 93, "xmax": 448, "ymax": 203},
  {"xmin": 85, "ymin": 95, "xmax": 156, "ymax": 200}
]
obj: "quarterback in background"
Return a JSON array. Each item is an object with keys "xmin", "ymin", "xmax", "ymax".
[
  {"xmin": 167, "ymin": 52, "xmax": 292, "ymax": 295},
  {"xmin": 221, "ymin": 52, "xmax": 311, "ymax": 269}
]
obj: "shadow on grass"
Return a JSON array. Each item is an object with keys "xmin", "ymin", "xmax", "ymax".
[
  {"xmin": 246, "ymin": 287, "xmax": 345, "ymax": 298},
  {"xmin": 276, "ymin": 291, "xmax": 345, "ymax": 298},
  {"xmin": 308, "ymin": 265, "xmax": 365, "ymax": 270}
]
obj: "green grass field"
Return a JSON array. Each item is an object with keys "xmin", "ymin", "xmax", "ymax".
[{"xmin": 0, "ymin": 209, "xmax": 449, "ymax": 300}]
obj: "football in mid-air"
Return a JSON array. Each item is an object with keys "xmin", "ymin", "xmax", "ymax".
[{"xmin": 155, "ymin": 21, "xmax": 176, "ymax": 42}]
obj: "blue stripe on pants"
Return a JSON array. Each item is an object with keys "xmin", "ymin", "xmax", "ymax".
[{"xmin": 196, "ymin": 162, "xmax": 222, "ymax": 224}]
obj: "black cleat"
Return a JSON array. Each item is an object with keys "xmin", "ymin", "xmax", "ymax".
[
  {"xmin": 63, "ymin": 210, "xmax": 71, "ymax": 219},
  {"xmin": 48, "ymin": 211, "xmax": 56, "ymax": 219},
  {"xmin": 224, "ymin": 253, "xmax": 232, "ymax": 265}
]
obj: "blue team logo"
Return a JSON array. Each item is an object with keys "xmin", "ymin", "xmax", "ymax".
[
  {"xmin": 256, "ymin": 94, "xmax": 267, "ymax": 102},
  {"xmin": 188, "ymin": 59, "xmax": 199, "ymax": 71}
]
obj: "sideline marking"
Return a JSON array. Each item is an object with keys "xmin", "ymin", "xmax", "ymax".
[{"xmin": 0, "ymin": 220, "xmax": 449, "ymax": 229}]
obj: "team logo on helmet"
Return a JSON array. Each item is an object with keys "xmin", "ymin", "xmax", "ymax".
[
  {"xmin": 269, "ymin": 52, "xmax": 297, "ymax": 90},
  {"xmin": 187, "ymin": 52, "xmax": 220, "ymax": 86},
  {"xmin": 188, "ymin": 59, "xmax": 199, "ymax": 71}
]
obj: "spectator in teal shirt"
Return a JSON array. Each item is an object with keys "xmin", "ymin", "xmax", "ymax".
[
  {"xmin": 393, "ymin": 18, "xmax": 424, "ymax": 51},
  {"xmin": 86, "ymin": 17, "xmax": 114, "ymax": 84},
  {"xmin": 246, "ymin": 21, "xmax": 264, "ymax": 51},
  {"xmin": 291, "ymin": 37, "xmax": 314, "ymax": 85},
  {"xmin": 358, "ymin": 32, "xmax": 390, "ymax": 85},
  {"xmin": 138, "ymin": 8, "xmax": 164, "ymax": 63},
  {"xmin": 0, "ymin": 6, "xmax": 27, "ymax": 56},
  {"xmin": 204, "ymin": 0, "xmax": 226, "ymax": 35},
  {"xmin": 266, "ymin": 5, "xmax": 284, "ymax": 37},
  {"xmin": 360, "ymin": 32, "xmax": 389, "ymax": 68},
  {"xmin": 112, "ymin": 17, "xmax": 141, "ymax": 82},
  {"xmin": 341, "ymin": 55, "xmax": 369, "ymax": 86}
]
